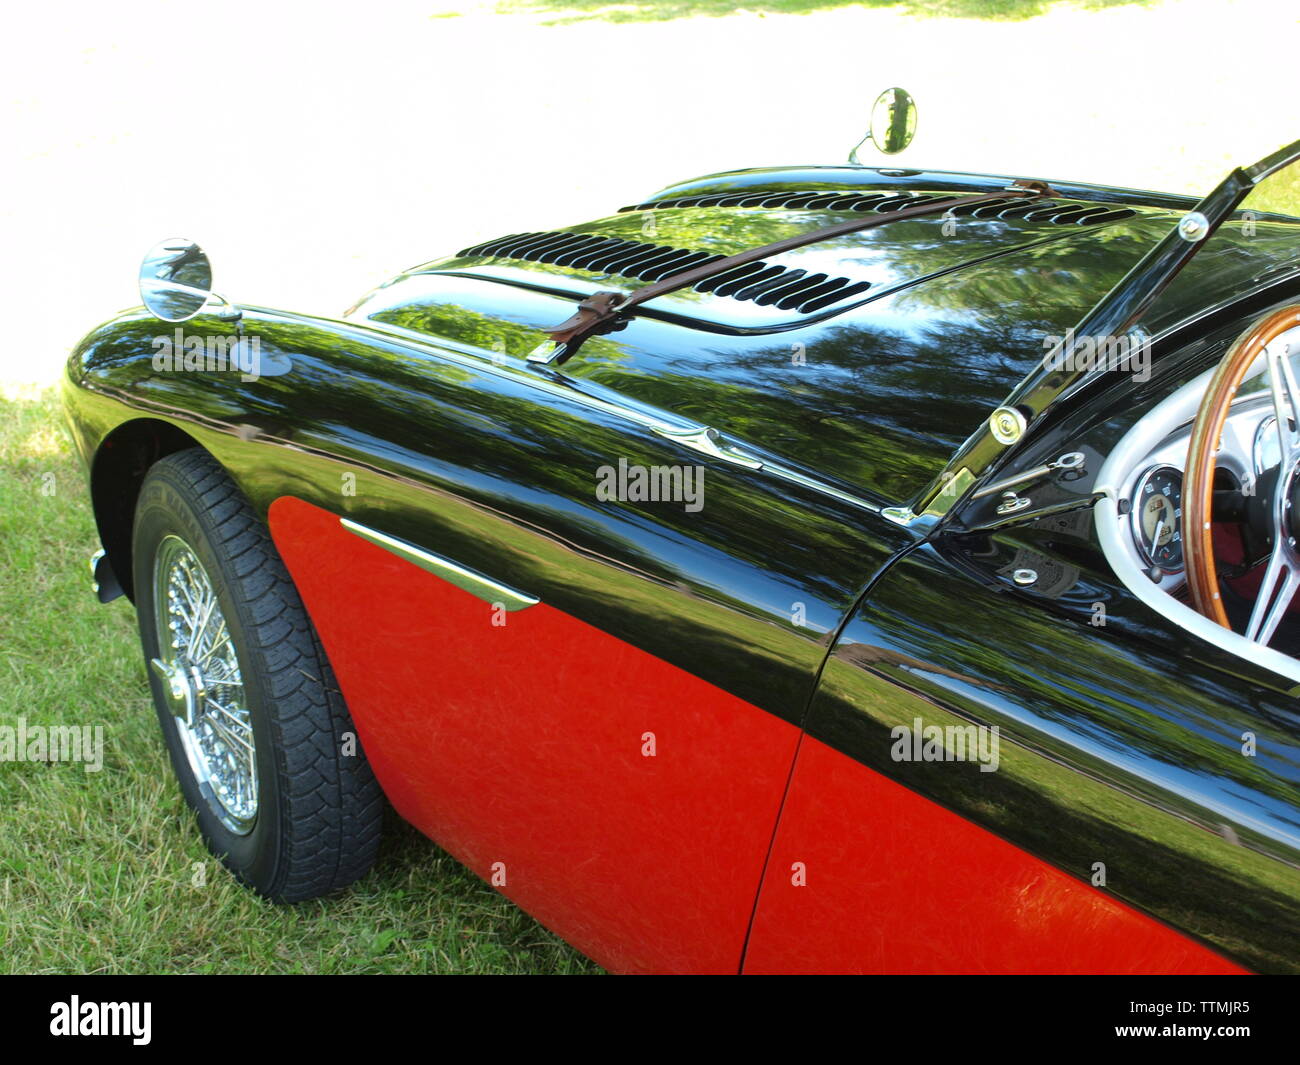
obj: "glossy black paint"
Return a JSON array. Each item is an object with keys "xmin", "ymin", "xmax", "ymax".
[
  {"xmin": 65, "ymin": 306, "xmax": 914, "ymax": 730},
  {"xmin": 899, "ymin": 298, "xmax": 1300, "ymax": 972},
  {"xmin": 361, "ymin": 181, "xmax": 1187, "ymax": 505},
  {"xmin": 808, "ymin": 528, "xmax": 1300, "ymax": 974},
  {"xmin": 924, "ymin": 143, "xmax": 1300, "ymax": 516},
  {"xmin": 63, "ymin": 165, "xmax": 1300, "ymax": 971}
]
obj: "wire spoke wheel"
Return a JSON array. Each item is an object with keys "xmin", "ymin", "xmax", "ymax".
[
  {"xmin": 152, "ymin": 534, "xmax": 258, "ymax": 835},
  {"xmin": 135, "ymin": 448, "xmax": 381, "ymax": 901}
]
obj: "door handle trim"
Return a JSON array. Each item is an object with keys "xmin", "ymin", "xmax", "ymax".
[{"xmin": 340, "ymin": 518, "xmax": 540, "ymax": 611}]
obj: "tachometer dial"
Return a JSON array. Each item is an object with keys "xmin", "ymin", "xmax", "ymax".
[{"xmin": 1131, "ymin": 465, "xmax": 1184, "ymax": 573}]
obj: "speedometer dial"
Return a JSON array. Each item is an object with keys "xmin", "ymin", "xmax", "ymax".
[{"xmin": 1131, "ymin": 465, "xmax": 1184, "ymax": 573}]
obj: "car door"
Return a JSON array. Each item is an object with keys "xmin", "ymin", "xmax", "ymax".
[{"xmin": 744, "ymin": 378, "xmax": 1298, "ymax": 975}]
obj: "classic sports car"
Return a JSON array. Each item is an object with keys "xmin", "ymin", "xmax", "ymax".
[{"xmin": 63, "ymin": 99, "xmax": 1300, "ymax": 974}]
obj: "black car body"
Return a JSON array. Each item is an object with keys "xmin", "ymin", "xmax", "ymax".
[{"xmin": 63, "ymin": 145, "xmax": 1300, "ymax": 973}]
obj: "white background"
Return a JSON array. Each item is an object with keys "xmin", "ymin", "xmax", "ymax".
[{"xmin": 2, "ymin": 0, "xmax": 1296, "ymax": 385}]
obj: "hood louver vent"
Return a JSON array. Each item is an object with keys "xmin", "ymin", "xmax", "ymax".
[
  {"xmin": 622, "ymin": 191, "xmax": 952, "ymax": 213},
  {"xmin": 944, "ymin": 197, "xmax": 1137, "ymax": 225},
  {"xmin": 457, "ymin": 231, "xmax": 873, "ymax": 314},
  {"xmin": 622, "ymin": 190, "xmax": 1136, "ymax": 226}
]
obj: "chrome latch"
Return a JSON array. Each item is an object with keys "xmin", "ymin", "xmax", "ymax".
[{"xmin": 997, "ymin": 491, "xmax": 1032, "ymax": 515}]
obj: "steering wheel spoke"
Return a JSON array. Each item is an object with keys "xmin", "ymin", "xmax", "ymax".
[
  {"xmin": 1245, "ymin": 541, "xmax": 1300, "ymax": 645},
  {"xmin": 1266, "ymin": 338, "xmax": 1300, "ymax": 466}
]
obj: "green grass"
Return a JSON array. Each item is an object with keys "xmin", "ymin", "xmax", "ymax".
[
  {"xmin": 0, "ymin": 387, "xmax": 600, "ymax": 974},
  {"xmin": 496, "ymin": 0, "xmax": 1160, "ymax": 25}
]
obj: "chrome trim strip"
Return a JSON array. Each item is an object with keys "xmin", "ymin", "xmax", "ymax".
[
  {"xmin": 654, "ymin": 425, "xmax": 765, "ymax": 470},
  {"xmin": 339, "ymin": 518, "xmax": 540, "ymax": 611},
  {"xmin": 650, "ymin": 425, "xmax": 881, "ymax": 513},
  {"xmin": 762, "ymin": 460, "xmax": 881, "ymax": 515}
]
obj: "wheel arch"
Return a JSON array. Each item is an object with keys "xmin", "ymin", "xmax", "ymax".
[{"xmin": 90, "ymin": 418, "xmax": 208, "ymax": 601}]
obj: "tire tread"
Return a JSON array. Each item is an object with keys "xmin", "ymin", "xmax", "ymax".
[{"xmin": 144, "ymin": 448, "xmax": 383, "ymax": 901}]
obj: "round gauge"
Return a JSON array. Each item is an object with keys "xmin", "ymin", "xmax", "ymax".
[
  {"xmin": 1131, "ymin": 465, "xmax": 1184, "ymax": 573},
  {"xmin": 1255, "ymin": 414, "xmax": 1281, "ymax": 474}
]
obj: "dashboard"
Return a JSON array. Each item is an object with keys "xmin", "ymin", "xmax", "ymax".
[
  {"xmin": 1106, "ymin": 340, "xmax": 1298, "ymax": 598},
  {"xmin": 1094, "ymin": 329, "xmax": 1300, "ymax": 685}
]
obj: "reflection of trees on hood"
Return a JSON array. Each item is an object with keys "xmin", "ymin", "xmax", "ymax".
[{"xmin": 565, "ymin": 222, "xmax": 1168, "ymax": 502}]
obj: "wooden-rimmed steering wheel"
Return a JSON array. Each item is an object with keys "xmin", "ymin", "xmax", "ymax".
[{"xmin": 1185, "ymin": 306, "xmax": 1300, "ymax": 640}]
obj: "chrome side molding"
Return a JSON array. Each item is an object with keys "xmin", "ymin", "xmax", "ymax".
[
  {"xmin": 652, "ymin": 424, "xmax": 880, "ymax": 515},
  {"xmin": 653, "ymin": 425, "xmax": 764, "ymax": 470},
  {"xmin": 339, "ymin": 519, "xmax": 540, "ymax": 611}
]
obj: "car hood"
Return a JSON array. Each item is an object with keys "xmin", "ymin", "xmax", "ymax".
[
  {"xmin": 347, "ymin": 171, "xmax": 1295, "ymax": 504},
  {"xmin": 402, "ymin": 177, "xmax": 1178, "ymax": 332}
]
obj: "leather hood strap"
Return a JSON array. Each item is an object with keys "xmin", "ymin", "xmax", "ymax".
[{"xmin": 544, "ymin": 181, "xmax": 1053, "ymax": 360}]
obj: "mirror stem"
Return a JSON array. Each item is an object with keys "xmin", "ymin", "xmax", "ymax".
[{"xmin": 205, "ymin": 291, "xmax": 242, "ymax": 323}]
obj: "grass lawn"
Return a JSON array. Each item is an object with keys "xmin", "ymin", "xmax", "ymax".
[
  {"xmin": 4, "ymin": 0, "xmax": 1293, "ymax": 977},
  {"xmin": 0, "ymin": 386, "xmax": 599, "ymax": 974},
  {"xmin": 496, "ymin": 0, "xmax": 1159, "ymax": 23}
]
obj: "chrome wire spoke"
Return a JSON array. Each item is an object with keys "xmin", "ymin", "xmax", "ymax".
[
  {"xmin": 176, "ymin": 558, "xmax": 207, "ymax": 625},
  {"xmin": 187, "ymin": 578, "xmax": 218, "ymax": 656},
  {"xmin": 153, "ymin": 535, "xmax": 257, "ymax": 834},
  {"xmin": 201, "ymin": 721, "xmax": 255, "ymax": 810},
  {"xmin": 195, "ymin": 621, "xmax": 233, "ymax": 669},
  {"xmin": 206, "ymin": 713, "xmax": 254, "ymax": 754},
  {"xmin": 207, "ymin": 698, "xmax": 254, "ymax": 737}
]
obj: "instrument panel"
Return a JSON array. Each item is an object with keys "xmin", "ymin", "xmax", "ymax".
[
  {"xmin": 1130, "ymin": 464, "xmax": 1184, "ymax": 574},
  {"xmin": 1120, "ymin": 393, "xmax": 1276, "ymax": 591}
]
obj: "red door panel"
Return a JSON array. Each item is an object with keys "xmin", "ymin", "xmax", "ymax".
[
  {"xmin": 744, "ymin": 735, "xmax": 1246, "ymax": 974},
  {"xmin": 269, "ymin": 496, "xmax": 799, "ymax": 974}
]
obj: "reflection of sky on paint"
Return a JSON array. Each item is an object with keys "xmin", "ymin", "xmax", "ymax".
[
  {"xmin": 387, "ymin": 212, "xmax": 1178, "ymax": 389},
  {"xmin": 524, "ymin": 486, "xmax": 839, "ymax": 634},
  {"xmin": 358, "ymin": 209, "xmax": 1218, "ymax": 502},
  {"xmin": 575, "ymin": 209, "xmax": 1082, "ymax": 265},
  {"xmin": 616, "ymin": 299, "xmax": 1030, "ymax": 395},
  {"xmin": 484, "ymin": 451, "xmax": 854, "ymax": 629},
  {"xmin": 892, "ymin": 666, "xmax": 1300, "ymax": 851}
]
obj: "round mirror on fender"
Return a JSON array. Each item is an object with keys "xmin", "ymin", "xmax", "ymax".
[
  {"xmin": 849, "ymin": 88, "xmax": 918, "ymax": 163},
  {"xmin": 139, "ymin": 238, "xmax": 214, "ymax": 322}
]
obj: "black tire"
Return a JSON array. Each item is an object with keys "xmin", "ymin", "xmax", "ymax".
[{"xmin": 133, "ymin": 447, "xmax": 383, "ymax": 901}]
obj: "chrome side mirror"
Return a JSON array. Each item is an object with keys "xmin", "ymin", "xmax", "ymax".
[
  {"xmin": 139, "ymin": 238, "xmax": 239, "ymax": 322},
  {"xmin": 849, "ymin": 88, "xmax": 918, "ymax": 163}
]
